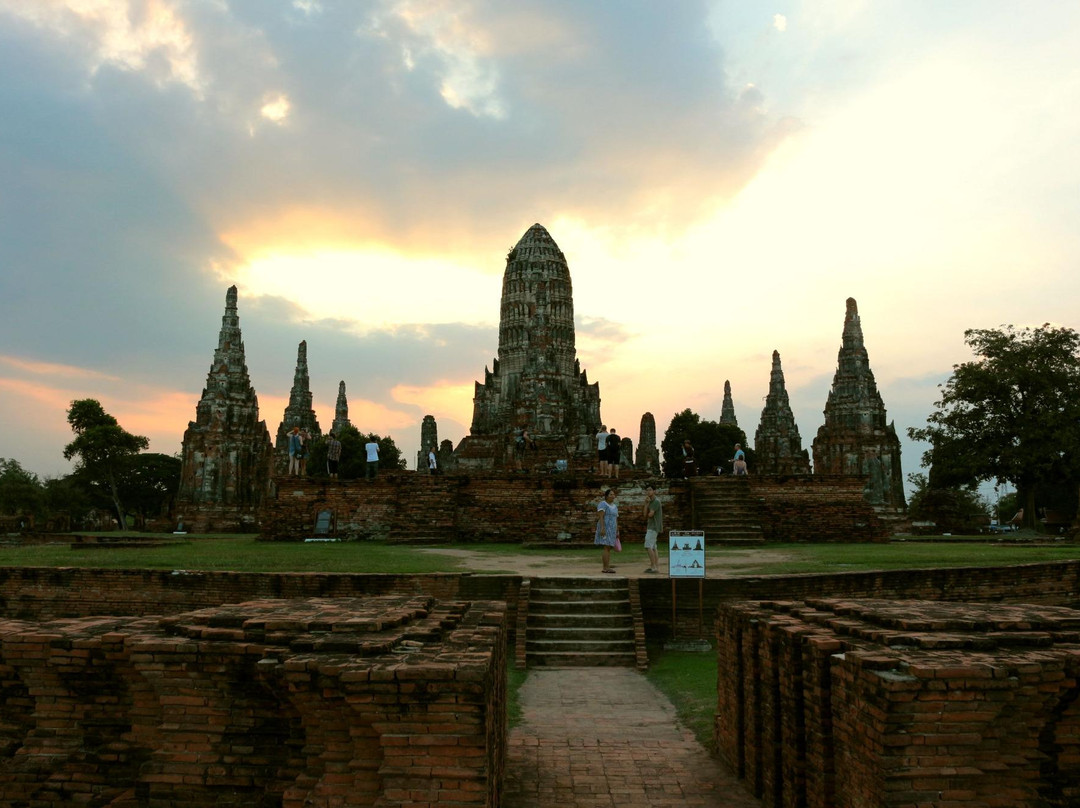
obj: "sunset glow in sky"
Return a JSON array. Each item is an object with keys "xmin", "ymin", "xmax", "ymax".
[{"xmin": 2, "ymin": 1, "xmax": 1078, "ymax": 487}]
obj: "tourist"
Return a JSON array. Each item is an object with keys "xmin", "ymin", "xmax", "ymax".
[
  {"xmin": 326, "ymin": 432, "xmax": 342, "ymax": 480},
  {"xmin": 594, "ymin": 488, "xmax": 619, "ymax": 574},
  {"xmin": 642, "ymin": 484, "xmax": 663, "ymax": 574},
  {"xmin": 298, "ymin": 429, "xmax": 311, "ymax": 476},
  {"xmin": 365, "ymin": 438, "xmax": 380, "ymax": 479},
  {"xmin": 606, "ymin": 427, "xmax": 621, "ymax": 479},
  {"xmin": 428, "ymin": 444, "xmax": 439, "ymax": 475},
  {"xmin": 733, "ymin": 443, "xmax": 748, "ymax": 475},
  {"xmin": 288, "ymin": 426, "xmax": 303, "ymax": 476},
  {"xmin": 596, "ymin": 425, "xmax": 610, "ymax": 476},
  {"xmin": 682, "ymin": 439, "xmax": 697, "ymax": 478}
]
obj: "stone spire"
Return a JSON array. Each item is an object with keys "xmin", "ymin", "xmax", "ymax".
[
  {"xmin": 459, "ymin": 224, "xmax": 601, "ymax": 467},
  {"xmin": 636, "ymin": 412, "xmax": 659, "ymax": 472},
  {"xmin": 275, "ymin": 341, "xmax": 322, "ymax": 461},
  {"xmin": 331, "ymin": 380, "xmax": 351, "ymax": 435},
  {"xmin": 417, "ymin": 415, "xmax": 438, "ymax": 470},
  {"xmin": 812, "ymin": 298, "xmax": 905, "ymax": 509},
  {"xmin": 720, "ymin": 380, "xmax": 738, "ymax": 426},
  {"xmin": 177, "ymin": 286, "xmax": 273, "ymax": 529},
  {"xmin": 754, "ymin": 351, "xmax": 810, "ymax": 475}
]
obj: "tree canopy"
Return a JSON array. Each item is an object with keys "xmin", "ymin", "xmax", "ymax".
[
  {"xmin": 660, "ymin": 409, "xmax": 752, "ymax": 477},
  {"xmin": 0, "ymin": 458, "xmax": 43, "ymax": 518},
  {"xmin": 304, "ymin": 425, "xmax": 407, "ymax": 479},
  {"xmin": 907, "ymin": 324, "xmax": 1080, "ymax": 528},
  {"xmin": 63, "ymin": 399, "xmax": 150, "ymax": 528}
]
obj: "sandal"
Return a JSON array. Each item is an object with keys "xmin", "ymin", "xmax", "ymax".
[{"xmin": 601, "ymin": 568, "xmax": 616, "ymax": 574}]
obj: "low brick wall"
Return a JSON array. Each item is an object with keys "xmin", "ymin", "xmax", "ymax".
[
  {"xmin": 0, "ymin": 596, "xmax": 507, "ymax": 808},
  {"xmin": 746, "ymin": 475, "xmax": 891, "ymax": 542},
  {"xmin": 716, "ymin": 598, "xmax": 1080, "ymax": 808},
  {"xmin": 259, "ymin": 473, "xmax": 684, "ymax": 544}
]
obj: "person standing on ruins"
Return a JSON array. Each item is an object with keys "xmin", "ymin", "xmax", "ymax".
[
  {"xmin": 326, "ymin": 432, "xmax": 342, "ymax": 480},
  {"xmin": 298, "ymin": 429, "xmax": 311, "ymax": 476},
  {"xmin": 596, "ymin": 425, "xmax": 610, "ymax": 476},
  {"xmin": 642, "ymin": 484, "xmax": 663, "ymax": 574},
  {"xmin": 288, "ymin": 426, "xmax": 303, "ymax": 476},
  {"xmin": 606, "ymin": 427, "xmax": 621, "ymax": 479},
  {"xmin": 682, "ymin": 439, "xmax": 697, "ymax": 478},
  {"xmin": 594, "ymin": 488, "xmax": 620, "ymax": 574},
  {"xmin": 733, "ymin": 443, "xmax": 748, "ymax": 475},
  {"xmin": 365, "ymin": 438, "xmax": 380, "ymax": 479},
  {"xmin": 428, "ymin": 444, "xmax": 439, "ymax": 475}
]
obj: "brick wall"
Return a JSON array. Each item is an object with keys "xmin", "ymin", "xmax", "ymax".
[
  {"xmin": 259, "ymin": 473, "xmax": 684, "ymax": 544},
  {"xmin": 716, "ymin": 599, "xmax": 1080, "ymax": 807},
  {"xmin": 747, "ymin": 475, "xmax": 891, "ymax": 542},
  {"xmin": 0, "ymin": 596, "xmax": 506, "ymax": 808}
]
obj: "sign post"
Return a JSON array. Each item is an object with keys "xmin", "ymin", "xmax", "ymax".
[{"xmin": 668, "ymin": 530, "xmax": 705, "ymax": 639}]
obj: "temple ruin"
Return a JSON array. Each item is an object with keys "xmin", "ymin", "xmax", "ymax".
[
  {"xmin": 416, "ymin": 414, "xmax": 438, "ymax": 470},
  {"xmin": 331, "ymin": 379, "xmax": 351, "ymax": 435},
  {"xmin": 720, "ymin": 380, "xmax": 739, "ymax": 426},
  {"xmin": 455, "ymin": 224, "xmax": 601, "ymax": 468},
  {"xmin": 812, "ymin": 298, "xmax": 905, "ymax": 510},
  {"xmin": 753, "ymin": 350, "xmax": 811, "ymax": 475},
  {"xmin": 275, "ymin": 340, "xmax": 322, "ymax": 471},
  {"xmin": 636, "ymin": 412, "xmax": 660, "ymax": 472},
  {"xmin": 176, "ymin": 286, "xmax": 273, "ymax": 532}
]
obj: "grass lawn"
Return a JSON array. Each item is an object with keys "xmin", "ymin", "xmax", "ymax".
[
  {"xmin": 3, "ymin": 535, "xmax": 1078, "ymax": 575},
  {"xmin": 644, "ymin": 642, "xmax": 718, "ymax": 753}
]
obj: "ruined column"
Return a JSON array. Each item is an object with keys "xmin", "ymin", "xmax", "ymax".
[
  {"xmin": 331, "ymin": 380, "xmax": 352, "ymax": 435},
  {"xmin": 636, "ymin": 412, "xmax": 660, "ymax": 472},
  {"xmin": 754, "ymin": 351, "xmax": 811, "ymax": 475},
  {"xmin": 720, "ymin": 380, "xmax": 739, "ymax": 426},
  {"xmin": 417, "ymin": 415, "xmax": 439, "ymax": 471},
  {"xmin": 275, "ymin": 341, "xmax": 322, "ymax": 471}
]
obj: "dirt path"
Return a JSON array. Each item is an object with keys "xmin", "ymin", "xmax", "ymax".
[{"xmin": 413, "ymin": 547, "xmax": 798, "ymax": 578}]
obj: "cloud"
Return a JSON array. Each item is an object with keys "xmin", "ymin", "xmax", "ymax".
[{"xmin": 0, "ymin": 355, "xmax": 120, "ymax": 381}]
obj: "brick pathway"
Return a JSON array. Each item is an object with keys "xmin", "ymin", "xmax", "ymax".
[{"xmin": 503, "ymin": 668, "xmax": 761, "ymax": 808}]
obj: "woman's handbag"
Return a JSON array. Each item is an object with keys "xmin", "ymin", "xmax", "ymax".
[{"xmin": 614, "ymin": 535, "xmax": 622, "ymax": 552}]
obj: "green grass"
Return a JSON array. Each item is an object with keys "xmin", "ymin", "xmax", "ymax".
[
  {"xmin": 644, "ymin": 642, "xmax": 718, "ymax": 753},
  {"xmin": 507, "ymin": 662, "xmax": 528, "ymax": 728}
]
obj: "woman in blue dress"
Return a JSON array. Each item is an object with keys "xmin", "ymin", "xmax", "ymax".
[{"xmin": 594, "ymin": 488, "xmax": 619, "ymax": 574}]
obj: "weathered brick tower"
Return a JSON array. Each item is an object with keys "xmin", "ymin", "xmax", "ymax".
[
  {"xmin": 720, "ymin": 380, "xmax": 738, "ymax": 426},
  {"xmin": 812, "ymin": 298, "xmax": 905, "ymax": 509},
  {"xmin": 457, "ymin": 224, "xmax": 601, "ymax": 467},
  {"xmin": 275, "ymin": 340, "xmax": 322, "ymax": 471},
  {"xmin": 177, "ymin": 286, "xmax": 273, "ymax": 531},
  {"xmin": 636, "ymin": 412, "xmax": 660, "ymax": 472},
  {"xmin": 754, "ymin": 350, "xmax": 811, "ymax": 475},
  {"xmin": 331, "ymin": 380, "xmax": 351, "ymax": 435}
]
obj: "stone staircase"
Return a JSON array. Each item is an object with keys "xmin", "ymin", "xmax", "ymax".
[
  {"xmin": 519, "ymin": 577, "xmax": 646, "ymax": 669},
  {"xmin": 689, "ymin": 477, "xmax": 766, "ymax": 544}
]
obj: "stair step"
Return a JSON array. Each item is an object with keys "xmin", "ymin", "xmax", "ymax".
[
  {"xmin": 527, "ymin": 627, "xmax": 635, "ymax": 641},
  {"xmin": 527, "ymin": 651, "xmax": 636, "ymax": 668},
  {"xmin": 528, "ymin": 614, "xmax": 633, "ymax": 628}
]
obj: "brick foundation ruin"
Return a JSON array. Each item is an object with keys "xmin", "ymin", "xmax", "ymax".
[
  {"xmin": 0, "ymin": 596, "xmax": 507, "ymax": 807},
  {"xmin": 716, "ymin": 598, "xmax": 1080, "ymax": 808}
]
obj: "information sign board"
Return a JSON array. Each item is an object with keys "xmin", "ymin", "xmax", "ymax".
[{"xmin": 668, "ymin": 530, "xmax": 705, "ymax": 578}]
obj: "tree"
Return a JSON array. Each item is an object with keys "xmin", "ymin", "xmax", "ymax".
[
  {"xmin": 907, "ymin": 324, "xmax": 1080, "ymax": 529},
  {"xmin": 305, "ymin": 426, "xmax": 406, "ymax": 480},
  {"xmin": 63, "ymin": 399, "xmax": 149, "ymax": 529},
  {"xmin": 115, "ymin": 453, "xmax": 182, "ymax": 527},
  {"xmin": 0, "ymin": 458, "xmax": 44, "ymax": 518},
  {"xmin": 661, "ymin": 409, "xmax": 752, "ymax": 477},
  {"xmin": 905, "ymin": 473, "xmax": 989, "ymax": 534}
]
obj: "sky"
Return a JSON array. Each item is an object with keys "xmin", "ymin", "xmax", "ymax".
[{"xmin": 2, "ymin": 1, "xmax": 1078, "ymax": 498}]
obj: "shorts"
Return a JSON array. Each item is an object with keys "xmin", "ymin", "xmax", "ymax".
[
  {"xmin": 327, "ymin": 459, "xmax": 339, "ymax": 474},
  {"xmin": 644, "ymin": 529, "xmax": 658, "ymax": 550},
  {"xmin": 607, "ymin": 443, "xmax": 620, "ymax": 463},
  {"xmin": 597, "ymin": 448, "xmax": 606, "ymax": 461}
]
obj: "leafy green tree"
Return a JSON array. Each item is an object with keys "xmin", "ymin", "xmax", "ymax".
[
  {"xmin": 43, "ymin": 473, "xmax": 94, "ymax": 530},
  {"xmin": 63, "ymin": 399, "xmax": 149, "ymax": 529},
  {"xmin": 116, "ymin": 453, "xmax": 181, "ymax": 526},
  {"xmin": 0, "ymin": 458, "xmax": 44, "ymax": 518},
  {"xmin": 906, "ymin": 472, "xmax": 989, "ymax": 534},
  {"xmin": 661, "ymin": 409, "xmax": 752, "ymax": 477},
  {"xmin": 305, "ymin": 426, "xmax": 406, "ymax": 479},
  {"xmin": 908, "ymin": 325, "xmax": 1080, "ymax": 528}
]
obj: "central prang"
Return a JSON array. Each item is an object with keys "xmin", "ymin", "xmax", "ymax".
[{"xmin": 457, "ymin": 223, "xmax": 601, "ymax": 468}]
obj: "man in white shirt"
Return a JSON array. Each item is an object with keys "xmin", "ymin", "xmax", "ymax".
[
  {"xmin": 365, "ymin": 439, "xmax": 380, "ymax": 479},
  {"xmin": 595, "ymin": 425, "xmax": 609, "ymax": 476}
]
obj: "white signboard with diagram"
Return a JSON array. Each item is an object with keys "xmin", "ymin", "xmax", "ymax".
[{"xmin": 668, "ymin": 530, "xmax": 705, "ymax": 578}]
